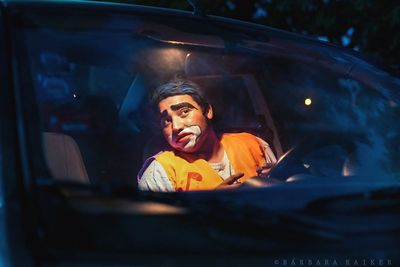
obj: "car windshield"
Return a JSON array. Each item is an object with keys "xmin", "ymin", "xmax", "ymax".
[{"xmin": 13, "ymin": 8, "xmax": 400, "ymax": 190}]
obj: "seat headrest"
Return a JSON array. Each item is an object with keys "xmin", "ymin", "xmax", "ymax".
[{"xmin": 43, "ymin": 132, "xmax": 90, "ymax": 183}]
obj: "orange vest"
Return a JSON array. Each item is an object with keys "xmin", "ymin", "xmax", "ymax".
[{"xmin": 155, "ymin": 133, "xmax": 267, "ymax": 191}]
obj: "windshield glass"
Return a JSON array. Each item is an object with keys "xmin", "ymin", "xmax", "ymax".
[{"xmin": 13, "ymin": 8, "xmax": 400, "ymax": 190}]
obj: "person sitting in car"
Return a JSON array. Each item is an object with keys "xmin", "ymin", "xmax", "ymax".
[{"xmin": 137, "ymin": 77, "xmax": 276, "ymax": 191}]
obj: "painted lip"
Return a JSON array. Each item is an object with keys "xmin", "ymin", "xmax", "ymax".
[{"xmin": 176, "ymin": 132, "xmax": 192, "ymax": 143}]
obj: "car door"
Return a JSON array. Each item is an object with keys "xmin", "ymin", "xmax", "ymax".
[{"xmin": 3, "ymin": 1, "xmax": 400, "ymax": 266}]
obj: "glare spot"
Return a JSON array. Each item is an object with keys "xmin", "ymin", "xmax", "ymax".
[
  {"xmin": 305, "ymin": 98, "xmax": 312, "ymax": 106},
  {"xmin": 226, "ymin": 0, "xmax": 236, "ymax": 10},
  {"xmin": 254, "ymin": 7, "xmax": 267, "ymax": 19},
  {"xmin": 155, "ymin": 48, "xmax": 186, "ymax": 70},
  {"xmin": 341, "ymin": 27, "xmax": 354, "ymax": 47},
  {"xmin": 389, "ymin": 100, "xmax": 398, "ymax": 107},
  {"xmin": 73, "ymin": 94, "xmax": 77, "ymax": 98},
  {"xmin": 346, "ymin": 27, "xmax": 355, "ymax": 36},
  {"xmin": 341, "ymin": 35, "xmax": 351, "ymax": 46},
  {"xmin": 317, "ymin": 36, "xmax": 329, "ymax": 42}
]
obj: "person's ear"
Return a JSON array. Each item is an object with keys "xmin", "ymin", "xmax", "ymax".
[{"xmin": 205, "ymin": 104, "xmax": 213, "ymax": 120}]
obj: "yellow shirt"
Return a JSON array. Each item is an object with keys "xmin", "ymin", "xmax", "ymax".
[{"xmin": 153, "ymin": 133, "xmax": 271, "ymax": 191}]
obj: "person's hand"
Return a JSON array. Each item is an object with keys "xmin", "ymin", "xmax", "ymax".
[
  {"xmin": 215, "ymin": 172, "xmax": 244, "ymax": 190},
  {"xmin": 256, "ymin": 162, "xmax": 275, "ymax": 177}
]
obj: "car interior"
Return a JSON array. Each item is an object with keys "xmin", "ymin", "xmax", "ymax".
[{"xmin": 40, "ymin": 75, "xmax": 281, "ymax": 186}]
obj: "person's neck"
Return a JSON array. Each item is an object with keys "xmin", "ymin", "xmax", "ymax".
[{"xmin": 181, "ymin": 131, "xmax": 224, "ymax": 163}]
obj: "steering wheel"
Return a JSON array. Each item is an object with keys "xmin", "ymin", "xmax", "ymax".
[{"xmin": 267, "ymin": 133, "xmax": 358, "ymax": 182}]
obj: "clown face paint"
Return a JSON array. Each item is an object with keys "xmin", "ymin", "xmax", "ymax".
[
  {"xmin": 168, "ymin": 125, "xmax": 202, "ymax": 152},
  {"xmin": 158, "ymin": 95, "xmax": 213, "ymax": 154}
]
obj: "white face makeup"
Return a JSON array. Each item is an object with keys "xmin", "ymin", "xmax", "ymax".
[
  {"xmin": 168, "ymin": 125, "xmax": 202, "ymax": 152},
  {"xmin": 159, "ymin": 95, "xmax": 213, "ymax": 154}
]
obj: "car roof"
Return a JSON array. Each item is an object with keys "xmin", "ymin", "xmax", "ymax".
[{"xmin": 0, "ymin": 0, "xmax": 392, "ymax": 73}]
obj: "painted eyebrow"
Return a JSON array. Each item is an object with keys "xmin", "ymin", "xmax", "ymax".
[
  {"xmin": 159, "ymin": 102, "xmax": 198, "ymax": 119},
  {"xmin": 170, "ymin": 102, "xmax": 197, "ymax": 111}
]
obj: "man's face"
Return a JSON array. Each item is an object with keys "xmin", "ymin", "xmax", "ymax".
[{"xmin": 158, "ymin": 94, "xmax": 213, "ymax": 153}]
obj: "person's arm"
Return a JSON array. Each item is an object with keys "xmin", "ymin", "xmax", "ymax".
[
  {"xmin": 137, "ymin": 159, "xmax": 175, "ymax": 192},
  {"xmin": 256, "ymin": 137, "xmax": 277, "ymax": 163},
  {"xmin": 256, "ymin": 137, "xmax": 277, "ymax": 176}
]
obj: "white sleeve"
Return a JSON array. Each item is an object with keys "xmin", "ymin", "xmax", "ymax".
[
  {"xmin": 137, "ymin": 159, "xmax": 175, "ymax": 192},
  {"xmin": 256, "ymin": 137, "xmax": 277, "ymax": 164}
]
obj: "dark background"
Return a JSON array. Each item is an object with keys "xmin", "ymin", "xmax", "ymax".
[{"xmin": 96, "ymin": 0, "xmax": 400, "ymax": 75}]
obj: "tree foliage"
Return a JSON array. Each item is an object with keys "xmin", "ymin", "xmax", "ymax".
[{"xmin": 98, "ymin": 0, "xmax": 400, "ymax": 71}]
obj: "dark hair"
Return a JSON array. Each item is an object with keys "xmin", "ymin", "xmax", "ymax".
[{"xmin": 151, "ymin": 77, "xmax": 209, "ymax": 114}]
